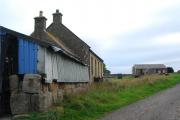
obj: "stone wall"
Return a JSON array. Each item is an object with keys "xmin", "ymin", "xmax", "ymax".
[
  {"xmin": 90, "ymin": 52, "xmax": 104, "ymax": 81},
  {"xmin": 9, "ymin": 74, "xmax": 89, "ymax": 115}
]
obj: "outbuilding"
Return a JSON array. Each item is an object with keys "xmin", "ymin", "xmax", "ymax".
[
  {"xmin": 0, "ymin": 25, "xmax": 89, "ymax": 116},
  {"xmin": 132, "ymin": 64, "xmax": 167, "ymax": 77},
  {"xmin": 31, "ymin": 10, "xmax": 104, "ymax": 82}
]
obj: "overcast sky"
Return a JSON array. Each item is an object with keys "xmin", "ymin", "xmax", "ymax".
[{"xmin": 1, "ymin": 0, "xmax": 180, "ymax": 74}]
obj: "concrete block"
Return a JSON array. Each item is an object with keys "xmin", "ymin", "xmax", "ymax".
[
  {"xmin": 22, "ymin": 74, "xmax": 42, "ymax": 93},
  {"xmin": 34, "ymin": 92, "xmax": 52, "ymax": 112},
  {"xmin": 9, "ymin": 75, "xmax": 19, "ymax": 91},
  {"xmin": 10, "ymin": 92, "xmax": 30, "ymax": 115}
]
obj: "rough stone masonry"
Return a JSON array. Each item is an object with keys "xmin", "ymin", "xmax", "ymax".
[{"xmin": 9, "ymin": 74, "xmax": 88, "ymax": 115}]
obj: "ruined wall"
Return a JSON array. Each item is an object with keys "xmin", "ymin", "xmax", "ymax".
[{"xmin": 9, "ymin": 74, "xmax": 89, "ymax": 115}]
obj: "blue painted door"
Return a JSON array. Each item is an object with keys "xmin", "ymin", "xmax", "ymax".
[{"xmin": 0, "ymin": 30, "xmax": 14, "ymax": 115}]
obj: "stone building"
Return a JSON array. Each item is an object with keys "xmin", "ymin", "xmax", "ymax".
[
  {"xmin": 32, "ymin": 10, "xmax": 90, "ymax": 65},
  {"xmin": 32, "ymin": 10, "xmax": 104, "ymax": 82},
  {"xmin": 132, "ymin": 64, "xmax": 167, "ymax": 76},
  {"xmin": 31, "ymin": 11, "xmax": 91, "ymax": 83},
  {"xmin": 90, "ymin": 50, "xmax": 104, "ymax": 82},
  {"xmin": 0, "ymin": 10, "xmax": 104, "ymax": 116}
]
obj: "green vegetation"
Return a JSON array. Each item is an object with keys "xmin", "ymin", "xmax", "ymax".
[
  {"xmin": 121, "ymin": 75, "xmax": 134, "ymax": 80},
  {"xmin": 103, "ymin": 64, "xmax": 111, "ymax": 75},
  {"xmin": 19, "ymin": 74, "xmax": 180, "ymax": 120}
]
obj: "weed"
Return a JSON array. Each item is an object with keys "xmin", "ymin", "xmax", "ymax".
[{"xmin": 19, "ymin": 74, "xmax": 180, "ymax": 120}]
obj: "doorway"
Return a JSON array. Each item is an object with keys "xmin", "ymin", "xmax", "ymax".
[{"xmin": 0, "ymin": 34, "xmax": 18, "ymax": 116}]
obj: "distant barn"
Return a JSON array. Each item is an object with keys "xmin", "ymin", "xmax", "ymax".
[{"xmin": 132, "ymin": 64, "xmax": 167, "ymax": 76}]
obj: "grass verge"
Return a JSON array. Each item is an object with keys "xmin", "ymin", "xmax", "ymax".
[{"xmin": 19, "ymin": 74, "xmax": 180, "ymax": 120}]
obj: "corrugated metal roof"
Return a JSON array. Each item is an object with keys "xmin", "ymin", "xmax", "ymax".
[{"xmin": 133, "ymin": 64, "xmax": 166, "ymax": 69}]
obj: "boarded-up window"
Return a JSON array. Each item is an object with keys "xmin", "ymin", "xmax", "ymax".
[
  {"xmin": 97, "ymin": 61, "xmax": 99, "ymax": 77},
  {"xmin": 91, "ymin": 57, "xmax": 93, "ymax": 75},
  {"xmin": 95, "ymin": 60, "xmax": 97, "ymax": 77}
]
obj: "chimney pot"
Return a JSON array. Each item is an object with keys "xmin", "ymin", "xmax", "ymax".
[
  {"xmin": 39, "ymin": 11, "xmax": 43, "ymax": 17},
  {"xmin": 53, "ymin": 9, "xmax": 62, "ymax": 24},
  {"xmin": 56, "ymin": 9, "xmax": 59, "ymax": 13},
  {"xmin": 34, "ymin": 11, "xmax": 47, "ymax": 32}
]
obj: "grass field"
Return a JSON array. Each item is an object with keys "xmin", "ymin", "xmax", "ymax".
[{"xmin": 18, "ymin": 73, "xmax": 180, "ymax": 120}]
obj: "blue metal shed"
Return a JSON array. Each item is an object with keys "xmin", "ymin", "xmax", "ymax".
[
  {"xmin": 0, "ymin": 27, "xmax": 39, "ymax": 115},
  {"xmin": 0, "ymin": 26, "xmax": 39, "ymax": 75},
  {"xmin": 0, "ymin": 26, "xmax": 90, "ymax": 83}
]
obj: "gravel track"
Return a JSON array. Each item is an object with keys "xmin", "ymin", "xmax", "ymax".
[{"xmin": 101, "ymin": 84, "xmax": 180, "ymax": 120}]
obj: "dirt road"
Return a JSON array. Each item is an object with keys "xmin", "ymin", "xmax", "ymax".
[{"xmin": 101, "ymin": 84, "xmax": 180, "ymax": 120}]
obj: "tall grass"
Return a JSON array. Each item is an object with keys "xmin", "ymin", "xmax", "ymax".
[{"xmin": 19, "ymin": 74, "xmax": 180, "ymax": 120}]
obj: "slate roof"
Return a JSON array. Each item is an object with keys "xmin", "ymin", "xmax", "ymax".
[
  {"xmin": 31, "ymin": 30, "xmax": 78, "ymax": 57},
  {"xmin": 47, "ymin": 23, "xmax": 89, "ymax": 47},
  {"xmin": 133, "ymin": 64, "xmax": 166, "ymax": 69},
  {"xmin": 46, "ymin": 22, "xmax": 90, "ymax": 64},
  {"xmin": 90, "ymin": 49, "xmax": 104, "ymax": 62}
]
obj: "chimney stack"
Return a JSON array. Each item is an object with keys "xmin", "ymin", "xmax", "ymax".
[
  {"xmin": 34, "ymin": 11, "xmax": 47, "ymax": 32},
  {"xmin": 53, "ymin": 9, "xmax": 63, "ymax": 24}
]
